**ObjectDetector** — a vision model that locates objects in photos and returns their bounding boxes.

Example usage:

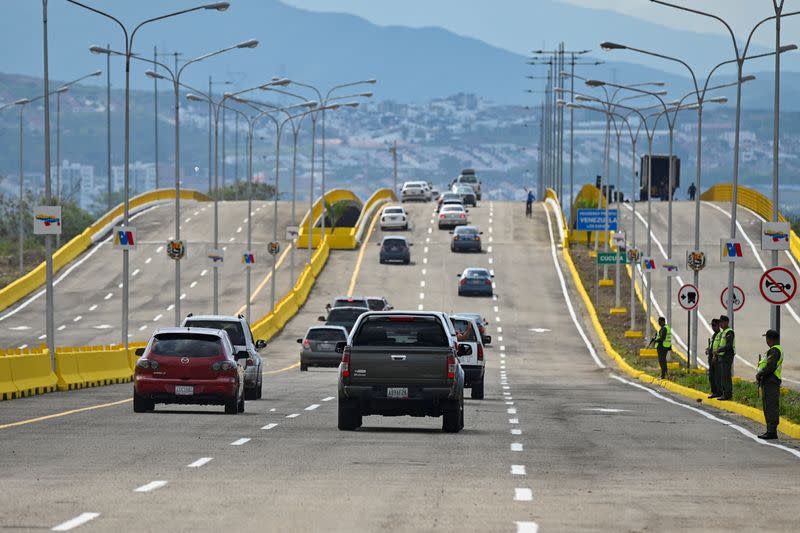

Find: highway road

[0,200,309,349]
[619,200,800,387]
[1,200,799,532]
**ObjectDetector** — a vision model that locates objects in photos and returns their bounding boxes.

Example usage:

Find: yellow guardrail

[0,188,211,314]
[700,183,800,265]
[0,188,386,400]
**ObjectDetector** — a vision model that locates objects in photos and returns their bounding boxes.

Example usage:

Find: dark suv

[378,236,412,264]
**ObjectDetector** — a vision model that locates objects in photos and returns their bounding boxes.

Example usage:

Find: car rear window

[442,194,461,200]
[465,269,489,278]
[442,206,463,212]
[460,175,478,183]
[150,333,223,357]
[328,308,368,322]
[353,316,449,347]
[451,318,477,341]
[334,298,368,308]
[384,208,404,214]
[185,320,246,346]
[383,239,407,248]
[456,227,478,235]
[306,328,347,341]
[367,298,386,311]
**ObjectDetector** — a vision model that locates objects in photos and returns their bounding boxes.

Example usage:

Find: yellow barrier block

[625,330,644,338]
[639,348,658,358]
[667,362,682,370]
[9,351,57,397]
[610,308,627,315]
[55,350,86,391]
[599,279,614,287]
[0,356,20,400]
[75,347,132,387]
[588,250,597,258]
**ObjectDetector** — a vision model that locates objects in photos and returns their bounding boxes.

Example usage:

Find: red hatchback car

[133,327,246,414]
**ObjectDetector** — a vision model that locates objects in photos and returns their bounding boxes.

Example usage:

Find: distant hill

[0,0,797,108]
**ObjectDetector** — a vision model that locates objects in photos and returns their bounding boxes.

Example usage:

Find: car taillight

[477,344,484,362]
[341,346,351,378]
[475,235,481,241]
[478,325,485,334]
[246,359,254,367]
[453,235,459,241]
[136,359,159,370]
[447,354,456,380]
[485,279,492,285]
[212,361,236,372]
[440,214,445,219]
[303,339,311,349]
[460,278,466,286]
[459,214,465,218]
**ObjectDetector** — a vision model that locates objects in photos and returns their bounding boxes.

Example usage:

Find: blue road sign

[575,209,618,231]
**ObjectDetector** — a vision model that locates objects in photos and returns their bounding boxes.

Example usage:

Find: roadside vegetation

[569,241,800,425]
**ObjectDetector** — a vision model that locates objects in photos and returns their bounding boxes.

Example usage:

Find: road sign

[268,241,281,256]
[612,231,626,247]
[242,251,255,268]
[661,260,679,277]
[207,248,224,268]
[759,267,797,305]
[720,285,745,312]
[113,226,137,250]
[166,239,185,260]
[720,239,744,262]
[596,252,626,265]
[286,225,299,241]
[641,257,657,272]
[627,247,641,263]
[678,283,699,311]
[33,206,62,235]
[686,250,706,272]
[761,222,791,251]
[575,209,618,231]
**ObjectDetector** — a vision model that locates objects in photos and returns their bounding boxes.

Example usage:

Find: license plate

[175,385,194,396]
[318,343,334,351]
[387,387,409,399]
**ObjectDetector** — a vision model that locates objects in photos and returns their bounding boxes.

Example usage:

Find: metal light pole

[41,0,55,361]
[70,0,231,347]
[15,100,29,276]
[153,45,160,190]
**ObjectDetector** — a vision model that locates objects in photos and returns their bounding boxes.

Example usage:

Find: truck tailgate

[348,347,450,384]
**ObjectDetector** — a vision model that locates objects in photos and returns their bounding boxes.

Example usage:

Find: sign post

[679,283,699,371]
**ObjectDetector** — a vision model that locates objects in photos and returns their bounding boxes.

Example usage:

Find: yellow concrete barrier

[0,356,20,400]
[8,350,57,397]
[128,343,148,371]
[0,188,211,314]
[74,346,132,387]
[55,349,86,391]
[297,189,362,248]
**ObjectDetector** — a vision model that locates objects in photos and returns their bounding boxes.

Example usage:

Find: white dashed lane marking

[57,325,66,331]
[134,481,168,493]
[88,304,98,311]
[145,257,152,264]
[511,443,523,452]
[201,270,208,277]
[190,281,198,288]
[262,423,278,430]
[286,413,300,419]
[514,488,533,501]
[153,314,163,322]
[187,457,213,468]
[509,418,519,424]
[305,404,320,411]
[230,438,251,446]
[51,513,101,531]
[132,269,140,277]
[105,292,113,300]
[511,429,522,435]
[73,316,82,322]
[516,522,540,533]
[322,396,334,402]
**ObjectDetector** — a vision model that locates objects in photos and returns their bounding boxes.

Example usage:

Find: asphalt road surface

[1,200,799,532]
[619,200,800,387]
[0,200,309,349]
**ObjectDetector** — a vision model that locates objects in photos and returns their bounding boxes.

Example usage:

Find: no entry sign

[678,284,699,311]
[760,267,797,305]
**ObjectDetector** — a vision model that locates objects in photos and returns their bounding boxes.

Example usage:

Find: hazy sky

[282,0,781,54]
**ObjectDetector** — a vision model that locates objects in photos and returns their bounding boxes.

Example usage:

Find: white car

[438,204,469,229]
[380,205,409,230]
[401,181,432,202]
[449,315,486,399]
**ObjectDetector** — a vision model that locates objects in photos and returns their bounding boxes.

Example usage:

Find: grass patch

[569,242,800,426]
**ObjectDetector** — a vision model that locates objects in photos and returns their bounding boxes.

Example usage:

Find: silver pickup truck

[337,311,469,433]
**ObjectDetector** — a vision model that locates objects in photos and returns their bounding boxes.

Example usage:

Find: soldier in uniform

[715,315,735,400]
[756,329,783,440]
[706,319,721,399]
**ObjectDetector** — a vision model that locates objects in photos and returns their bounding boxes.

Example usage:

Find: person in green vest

[655,316,672,379]
[756,329,783,440]
[706,319,722,399]
[715,315,735,400]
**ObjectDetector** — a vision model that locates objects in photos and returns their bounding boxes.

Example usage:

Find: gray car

[379,236,412,264]
[450,225,483,252]
[298,326,349,371]
[319,306,370,333]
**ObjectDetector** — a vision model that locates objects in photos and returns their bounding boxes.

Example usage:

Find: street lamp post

[69,0,231,347]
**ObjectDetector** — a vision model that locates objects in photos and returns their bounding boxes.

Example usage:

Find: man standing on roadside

[655,316,672,379]
[756,329,783,440]
[706,319,721,399]
[715,315,735,400]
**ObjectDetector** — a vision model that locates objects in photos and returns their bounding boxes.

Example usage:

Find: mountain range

[1,1,799,108]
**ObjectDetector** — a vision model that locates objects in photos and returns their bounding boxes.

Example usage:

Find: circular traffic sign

[720,285,745,312]
[678,283,699,311]
[760,267,797,305]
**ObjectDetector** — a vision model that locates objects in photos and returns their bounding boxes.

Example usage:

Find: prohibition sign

[760,267,797,305]
[720,285,745,312]
[678,283,699,311]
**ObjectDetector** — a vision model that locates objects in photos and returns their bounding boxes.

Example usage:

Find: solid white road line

[134,481,168,493]
[51,513,101,531]
[187,457,213,468]
[286,413,300,419]
[230,438,251,446]
[543,202,606,368]
[515,521,540,533]
[261,423,278,430]
[305,404,320,411]
[514,488,533,501]
[511,443,523,452]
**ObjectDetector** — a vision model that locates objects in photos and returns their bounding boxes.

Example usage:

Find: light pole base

[609,307,627,315]
[624,330,644,339]
[599,279,614,287]
[588,250,598,258]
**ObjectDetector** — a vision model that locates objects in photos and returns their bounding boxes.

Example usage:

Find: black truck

[640,155,680,201]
